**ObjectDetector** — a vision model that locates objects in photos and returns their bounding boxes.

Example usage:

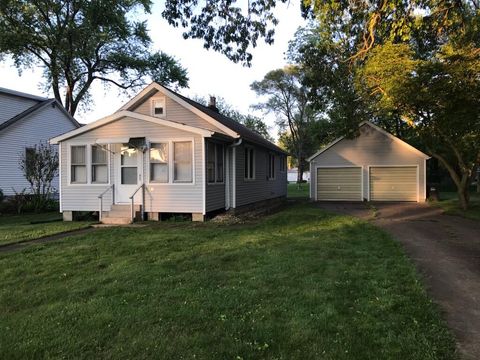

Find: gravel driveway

[317,201,480,359]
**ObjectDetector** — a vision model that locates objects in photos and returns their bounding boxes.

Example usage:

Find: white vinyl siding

[316,167,362,201]
[0,101,78,196]
[369,166,417,201]
[59,117,204,213]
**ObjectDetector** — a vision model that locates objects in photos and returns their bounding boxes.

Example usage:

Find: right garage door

[369,166,417,201]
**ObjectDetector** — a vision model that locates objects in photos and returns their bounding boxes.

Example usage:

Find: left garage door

[316,167,362,201]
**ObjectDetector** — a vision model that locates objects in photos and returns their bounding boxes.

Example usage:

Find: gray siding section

[309,124,427,201]
[0,94,39,125]
[0,104,78,195]
[234,142,287,207]
[206,183,225,212]
[132,90,227,134]
[60,116,204,213]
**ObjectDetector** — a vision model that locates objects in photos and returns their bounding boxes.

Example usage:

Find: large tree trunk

[458,182,470,211]
[297,161,304,184]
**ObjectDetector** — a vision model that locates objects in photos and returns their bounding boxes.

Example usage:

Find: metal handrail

[129,183,145,223]
[98,184,115,222]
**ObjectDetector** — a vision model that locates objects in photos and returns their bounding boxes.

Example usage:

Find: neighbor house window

[267,153,275,180]
[244,147,255,180]
[70,145,86,183]
[152,97,166,118]
[25,147,36,178]
[173,141,193,182]
[91,145,108,184]
[150,143,168,183]
[207,142,224,183]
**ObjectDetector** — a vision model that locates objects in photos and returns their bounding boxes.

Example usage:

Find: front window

[207,142,224,183]
[173,141,193,183]
[267,153,275,180]
[244,147,255,180]
[91,145,108,184]
[71,145,87,184]
[150,143,168,183]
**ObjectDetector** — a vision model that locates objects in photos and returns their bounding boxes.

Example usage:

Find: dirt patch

[317,201,480,360]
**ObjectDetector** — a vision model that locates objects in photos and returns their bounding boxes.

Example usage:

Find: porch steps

[101,204,141,225]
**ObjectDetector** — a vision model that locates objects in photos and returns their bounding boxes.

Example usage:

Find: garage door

[369,166,417,201]
[316,167,362,201]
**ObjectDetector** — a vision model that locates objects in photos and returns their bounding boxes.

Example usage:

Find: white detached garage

[308,121,430,202]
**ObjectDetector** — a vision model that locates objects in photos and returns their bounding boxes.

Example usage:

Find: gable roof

[0,97,80,133]
[0,87,48,102]
[119,82,287,154]
[50,110,214,144]
[307,121,430,161]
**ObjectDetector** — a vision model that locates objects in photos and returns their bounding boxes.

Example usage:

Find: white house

[0,87,80,196]
[51,82,287,224]
[308,121,430,202]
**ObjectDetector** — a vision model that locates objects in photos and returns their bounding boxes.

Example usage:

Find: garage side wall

[309,125,427,202]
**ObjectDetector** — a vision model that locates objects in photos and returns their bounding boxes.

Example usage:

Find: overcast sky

[0,1,305,136]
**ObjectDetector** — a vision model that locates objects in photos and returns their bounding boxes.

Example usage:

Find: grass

[287,182,309,198]
[431,191,480,221]
[0,212,93,246]
[0,203,455,359]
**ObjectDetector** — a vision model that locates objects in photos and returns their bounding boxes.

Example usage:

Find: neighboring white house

[308,121,430,202]
[51,82,287,224]
[0,87,80,196]
[287,168,310,183]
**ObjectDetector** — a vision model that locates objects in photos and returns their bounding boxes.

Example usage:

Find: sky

[0,1,306,136]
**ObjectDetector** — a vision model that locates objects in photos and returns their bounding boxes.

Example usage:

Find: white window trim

[146,138,196,186]
[267,153,276,181]
[148,141,169,184]
[151,96,167,119]
[244,145,256,181]
[207,141,225,185]
[67,143,111,186]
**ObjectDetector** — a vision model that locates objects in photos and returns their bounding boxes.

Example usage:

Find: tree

[19,142,58,212]
[357,42,480,210]
[0,0,188,116]
[251,66,319,182]
[193,95,273,141]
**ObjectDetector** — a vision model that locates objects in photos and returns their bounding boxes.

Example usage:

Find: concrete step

[111,204,141,212]
[101,216,132,225]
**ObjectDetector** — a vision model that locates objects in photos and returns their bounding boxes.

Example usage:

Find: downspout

[226,138,242,210]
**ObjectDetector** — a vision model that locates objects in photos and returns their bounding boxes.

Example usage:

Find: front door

[116,145,143,203]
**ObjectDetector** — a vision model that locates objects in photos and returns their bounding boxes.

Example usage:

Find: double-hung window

[150,143,168,183]
[244,147,255,180]
[207,142,224,183]
[91,145,108,184]
[279,155,286,172]
[71,145,87,184]
[267,153,275,180]
[173,141,193,183]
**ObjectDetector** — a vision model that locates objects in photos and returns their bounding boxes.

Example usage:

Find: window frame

[206,141,225,185]
[244,146,255,181]
[151,96,167,119]
[147,138,195,186]
[149,142,169,184]
[279,155,287,173]
[67,144,110,186]
[267,153,275,180]
[91,145,109,184]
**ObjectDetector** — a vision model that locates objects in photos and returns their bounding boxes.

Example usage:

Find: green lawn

[287,182,310,198]
[0,203,455,359]
[0,212,92,246]
[432,191,480,221]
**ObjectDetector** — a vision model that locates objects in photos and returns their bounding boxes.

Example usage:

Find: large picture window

[91,145,108,183]
[150,143,168,183]
[173,141,193,183]
[244,147,255,180]
[71,145,87,184]
[207,142,224,183]
[267,153,275,180]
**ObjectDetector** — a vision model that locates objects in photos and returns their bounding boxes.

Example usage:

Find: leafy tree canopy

[0,0,189,116]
